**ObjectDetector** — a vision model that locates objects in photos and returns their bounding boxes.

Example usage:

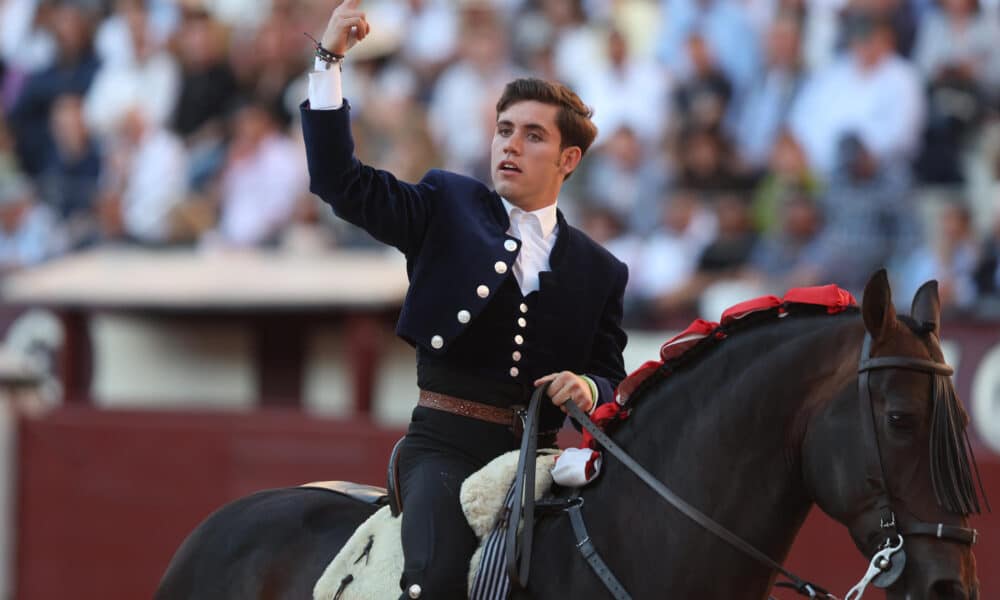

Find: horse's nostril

[931,579,967,600]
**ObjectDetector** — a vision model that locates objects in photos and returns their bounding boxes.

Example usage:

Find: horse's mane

[625,303,860,411]
[618,302,988,517]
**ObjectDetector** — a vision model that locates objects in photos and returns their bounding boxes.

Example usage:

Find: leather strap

[856,335,978,554]
[418,390,520,428]
[505,383,546,590]
[899,522,978,545]
[856,335,900,541]
[563,401,833,599]
[859,356,954,376]
[567,497,632,600]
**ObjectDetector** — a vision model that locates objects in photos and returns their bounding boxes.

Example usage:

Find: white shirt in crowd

[218,134,308,247]
[122,129,188,242]
[308,61,558,296]
[788,53,926,176]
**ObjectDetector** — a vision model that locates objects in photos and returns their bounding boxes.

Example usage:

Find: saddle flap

[301,481,389,507]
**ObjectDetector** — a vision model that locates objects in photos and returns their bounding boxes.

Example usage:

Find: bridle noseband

[850,333,978,596]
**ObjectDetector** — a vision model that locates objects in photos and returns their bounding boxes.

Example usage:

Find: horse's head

[803,270,982,599]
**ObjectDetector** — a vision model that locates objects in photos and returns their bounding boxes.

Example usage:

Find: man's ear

[560,146,582,178]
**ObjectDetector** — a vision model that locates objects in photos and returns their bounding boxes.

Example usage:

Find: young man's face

[491,100,580,212]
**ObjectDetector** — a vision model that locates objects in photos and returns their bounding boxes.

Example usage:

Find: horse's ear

[862,269,896,340]
[910,280,941,336]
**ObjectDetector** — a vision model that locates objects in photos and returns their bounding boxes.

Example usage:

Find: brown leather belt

[418,390,559,442]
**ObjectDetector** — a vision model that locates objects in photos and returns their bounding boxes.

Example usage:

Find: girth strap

[567,497,631,600]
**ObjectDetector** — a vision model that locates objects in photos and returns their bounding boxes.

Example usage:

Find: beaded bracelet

[304,33,344,66]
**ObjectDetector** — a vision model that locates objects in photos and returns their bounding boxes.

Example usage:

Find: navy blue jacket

[300,102,628,406]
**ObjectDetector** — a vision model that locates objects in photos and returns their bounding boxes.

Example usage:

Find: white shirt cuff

[307,57,343,110]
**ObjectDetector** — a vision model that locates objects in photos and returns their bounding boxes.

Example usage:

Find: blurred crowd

[2,0,1000,327]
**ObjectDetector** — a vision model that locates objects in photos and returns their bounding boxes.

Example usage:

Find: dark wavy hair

[495,78,598,158]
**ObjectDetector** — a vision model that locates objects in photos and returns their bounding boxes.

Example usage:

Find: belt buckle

[511,405,527,438]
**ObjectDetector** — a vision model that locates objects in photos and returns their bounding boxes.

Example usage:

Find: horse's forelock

[929,374,988,515]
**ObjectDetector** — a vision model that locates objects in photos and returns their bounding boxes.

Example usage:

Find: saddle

[301,436,405,516]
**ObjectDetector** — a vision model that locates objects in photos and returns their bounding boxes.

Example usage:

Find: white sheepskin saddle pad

[313,449,560,600]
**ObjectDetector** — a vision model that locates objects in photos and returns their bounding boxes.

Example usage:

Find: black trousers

[397,406,520,599]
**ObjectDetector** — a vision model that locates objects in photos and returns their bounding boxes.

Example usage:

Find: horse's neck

[576,317,863,597]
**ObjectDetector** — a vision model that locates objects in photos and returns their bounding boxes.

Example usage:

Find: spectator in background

[671,34,733,133]
[787,10,924,178]
[0,0,56,85]
[812,134,922,294]
[621,188,718,320]
[673,193,760,315]
[580,125,670,236]
[580,28,672,148]
[97,104,188,245]
[37,94,100,246]
[170,6,238,191]
[898,200,979,312]
[973,201,1000,308]
[674,125,748,191]
[734,10,806,169]
[750,130,820,233]
[229,0,306,129]
[533,0,605,91]
[83,0,179,141]
[389,0,459,96]
[428,3,520,178]
[205,100,307,248]
[746,191,826,289]
[7,2,100,177]
[912,0,1000,182]
[0,175,65,270]
[696,193,759,275]
[657,0,763,94]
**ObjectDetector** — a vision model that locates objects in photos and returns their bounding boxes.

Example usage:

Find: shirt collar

[500,197,558,238]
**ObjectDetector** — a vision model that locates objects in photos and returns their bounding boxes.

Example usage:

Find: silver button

[517,317,527,328]
[512,351,522,361]
[431,335,444,349]
[509,367,519,377]
[504,239,518,252]
[477,285,490,298]
[519,303,528,313]
[457,310,471,323]
[514,334,524,345]
[408,584,422,599]
[494,261,508,274]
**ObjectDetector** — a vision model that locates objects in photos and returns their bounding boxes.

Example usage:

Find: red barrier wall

[14,407,402,600]
[13,406,1000,599]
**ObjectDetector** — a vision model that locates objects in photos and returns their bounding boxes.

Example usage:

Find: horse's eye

[887,412,916,430]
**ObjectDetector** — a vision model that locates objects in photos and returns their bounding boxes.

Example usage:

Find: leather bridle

[849,333,978,595]
[504,332,980,600]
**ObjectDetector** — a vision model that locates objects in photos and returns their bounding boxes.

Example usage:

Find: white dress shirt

[500,198,558,295]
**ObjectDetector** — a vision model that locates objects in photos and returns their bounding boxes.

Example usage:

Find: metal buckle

[512,405,527,437]
[880,511,896,530]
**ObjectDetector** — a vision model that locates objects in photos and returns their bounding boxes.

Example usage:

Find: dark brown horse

[157,272,983,599]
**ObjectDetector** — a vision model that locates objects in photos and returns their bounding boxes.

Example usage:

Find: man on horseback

[301,2,628,598]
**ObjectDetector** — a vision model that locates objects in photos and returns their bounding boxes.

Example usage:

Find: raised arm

[302,0,435,255]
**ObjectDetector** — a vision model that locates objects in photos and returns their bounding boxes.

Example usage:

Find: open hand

[320,0,371,56]
[535,371,595,414]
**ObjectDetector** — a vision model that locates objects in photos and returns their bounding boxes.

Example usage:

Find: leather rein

[505,333,979,599]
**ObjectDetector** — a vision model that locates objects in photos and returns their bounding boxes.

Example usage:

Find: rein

[505,331,980,599]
